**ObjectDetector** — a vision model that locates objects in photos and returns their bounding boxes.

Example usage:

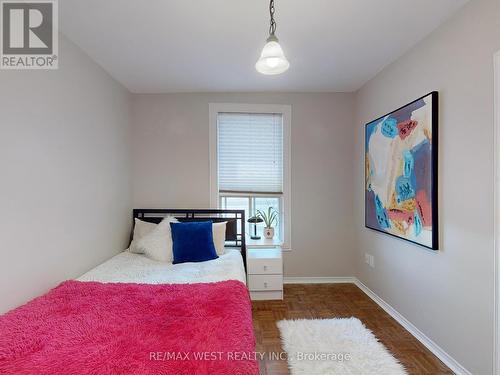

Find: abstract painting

[365,92,438,250]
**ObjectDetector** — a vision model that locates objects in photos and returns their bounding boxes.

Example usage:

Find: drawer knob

[264,282,268,288]
[263,266,268,271]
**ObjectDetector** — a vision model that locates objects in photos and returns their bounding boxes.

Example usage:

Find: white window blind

[217,112,283,194]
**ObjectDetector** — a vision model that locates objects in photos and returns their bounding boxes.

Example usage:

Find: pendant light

[255,0,290,75]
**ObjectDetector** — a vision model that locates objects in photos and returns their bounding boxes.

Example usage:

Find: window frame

[219,192,283,242]
[209,103,292,250]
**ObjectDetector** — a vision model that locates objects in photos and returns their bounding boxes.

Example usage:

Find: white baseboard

[353,279,471,375]
[282,276,471,375]
[283,276,356,284]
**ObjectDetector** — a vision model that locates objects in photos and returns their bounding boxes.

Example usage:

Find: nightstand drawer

[250,291,283,301]
[248,274,283,291]
[247,258,282,275]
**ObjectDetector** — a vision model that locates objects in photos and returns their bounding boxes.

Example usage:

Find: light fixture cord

[269,0,277,36]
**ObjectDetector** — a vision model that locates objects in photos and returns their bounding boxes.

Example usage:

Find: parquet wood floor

[252,283,453,375]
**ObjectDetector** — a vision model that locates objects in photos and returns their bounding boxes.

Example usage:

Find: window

[210,104,291,249]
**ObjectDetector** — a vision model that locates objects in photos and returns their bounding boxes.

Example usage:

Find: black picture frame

[364,91,439,250]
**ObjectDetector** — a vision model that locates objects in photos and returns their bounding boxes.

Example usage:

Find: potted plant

[257,207,279,239]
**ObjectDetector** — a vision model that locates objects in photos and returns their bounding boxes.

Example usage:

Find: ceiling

[60,0,469,93]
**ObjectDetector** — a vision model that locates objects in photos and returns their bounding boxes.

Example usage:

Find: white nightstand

[246,247,283,300]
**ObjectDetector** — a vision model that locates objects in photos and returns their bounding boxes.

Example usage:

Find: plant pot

[264,227,274,239]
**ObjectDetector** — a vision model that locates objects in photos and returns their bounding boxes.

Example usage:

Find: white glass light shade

[255,35,290,75]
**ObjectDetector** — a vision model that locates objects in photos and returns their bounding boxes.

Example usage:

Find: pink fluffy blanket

[0,280,258,375]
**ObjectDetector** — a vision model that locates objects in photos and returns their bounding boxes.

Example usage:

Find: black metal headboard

[132,208,246,264]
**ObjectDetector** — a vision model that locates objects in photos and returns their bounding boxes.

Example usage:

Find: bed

[0,209,258,375]
[78,249,247,284]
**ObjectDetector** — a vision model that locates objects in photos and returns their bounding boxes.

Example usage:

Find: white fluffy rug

[277,318,407,375]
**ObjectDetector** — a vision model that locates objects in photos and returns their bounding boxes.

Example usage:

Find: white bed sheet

[78,249,246,285]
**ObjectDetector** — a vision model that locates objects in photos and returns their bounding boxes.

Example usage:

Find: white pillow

[129,218,157,253]
[212,221,227,256]
[135,216,178,262]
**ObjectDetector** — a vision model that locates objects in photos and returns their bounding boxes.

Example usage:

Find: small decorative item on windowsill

[257,207,278,240]
[264,227,274,239]
[248,216,264,240]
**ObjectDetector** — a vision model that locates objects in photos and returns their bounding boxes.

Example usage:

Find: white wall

[0,34,132,314]
[131,92,356,278]
[354,0,500,373]
[496,51,500,375]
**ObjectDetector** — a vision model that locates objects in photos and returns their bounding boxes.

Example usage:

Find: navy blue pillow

[170,221,219,264]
